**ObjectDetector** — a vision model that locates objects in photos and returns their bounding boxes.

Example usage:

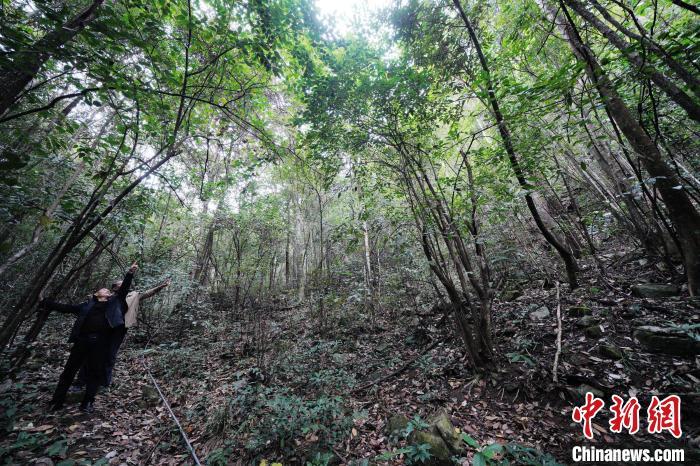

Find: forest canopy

[0,0,699,464]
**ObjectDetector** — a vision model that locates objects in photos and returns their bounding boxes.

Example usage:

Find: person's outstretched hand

[129,261,139,274]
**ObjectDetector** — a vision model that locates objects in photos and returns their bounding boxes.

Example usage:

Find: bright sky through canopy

[315,0,392,36]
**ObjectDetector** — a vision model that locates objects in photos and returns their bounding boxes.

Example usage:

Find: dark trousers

[105,326,127,386]
[52,332,110,406]
[76,326,128,387]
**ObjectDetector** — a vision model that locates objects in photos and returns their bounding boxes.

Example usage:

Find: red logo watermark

[572,393,681,439]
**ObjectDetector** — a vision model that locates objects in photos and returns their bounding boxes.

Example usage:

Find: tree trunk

[552,0,700,295]
[0,0,105,116]
[563,0,700,122]
[362,219,374,310]
[452,0,579,288]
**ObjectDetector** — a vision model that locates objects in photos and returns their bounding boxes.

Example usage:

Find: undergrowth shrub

[207,384,355,460]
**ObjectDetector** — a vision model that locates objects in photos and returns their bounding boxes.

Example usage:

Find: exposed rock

[633,326,700,357]
[432,412,462,452]
[584,326,603,338]
[631,283,680,299]
[501,289,523,302]
[529,306,550,321]
[573,384,604,399]
[621,304,641,318]
[141,385,160,407]
[566,353,589,366]
[404,412,464,465]
[410,431,452,466]
[569,305,591,317]
[385,415,409,436]
[576,315,598,327]
[599,344,623,360]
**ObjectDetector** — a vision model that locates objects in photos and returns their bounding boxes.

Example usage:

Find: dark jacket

[43,271,134,343]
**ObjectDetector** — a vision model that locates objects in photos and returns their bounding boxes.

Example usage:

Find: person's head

[111,280,123,292]
[94,288,112,302]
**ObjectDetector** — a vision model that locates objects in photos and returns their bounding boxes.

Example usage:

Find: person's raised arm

[39,300,83,314]
[117,261,138,299]
[140,277,171,300]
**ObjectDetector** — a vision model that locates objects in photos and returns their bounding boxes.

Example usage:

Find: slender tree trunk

[0,145,178,351]
[0,162,85,278]
[452,0,579,288]
[0,0,105,116]
[563,0,700,121]
[585,0,700,97]
[669,0,700,15]
[285,198,291,287]
[551,0,700,295]
[362,219,374,310]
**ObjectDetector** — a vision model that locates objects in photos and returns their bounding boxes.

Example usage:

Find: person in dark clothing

[40,262,139,413]
[73,276,170,389]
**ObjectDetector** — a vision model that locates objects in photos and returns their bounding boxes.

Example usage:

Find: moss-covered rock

[584,325,603,338]
[569,305,591,317]
[385,414,409,436]
[633,326,700,357]
[631,283,680,298]
[576,315,598,327]
[599,344,623,360]
[431,411,462,452]
[399,412,466,465]
[409,430,452,466]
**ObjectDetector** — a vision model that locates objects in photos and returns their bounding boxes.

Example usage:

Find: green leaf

[460,433,481,449]
[473,452,488,466]
[46,439,68,457]
[483,443,504,459]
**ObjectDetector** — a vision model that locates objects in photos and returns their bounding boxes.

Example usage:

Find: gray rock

[410,430,452,466]
[574,384,604,399]
[403,412,465,465]
[385,415,409,436]
[569,305,591,317]
[141,385,161,407]
[599,344,624,360]
[585,325,603,338]
[633,326,700,357]
[631,283,680,299]
[576,315,598,327]
[501,289,523,302]
[529,306,550,321]
[431,411,462,452]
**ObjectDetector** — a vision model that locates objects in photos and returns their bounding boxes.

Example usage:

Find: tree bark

[452,0,579,288]
[0,0,105,116]
[551,0,700,295]
[563,0,700,122]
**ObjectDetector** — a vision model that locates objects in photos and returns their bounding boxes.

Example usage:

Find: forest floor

[1,248,700,465]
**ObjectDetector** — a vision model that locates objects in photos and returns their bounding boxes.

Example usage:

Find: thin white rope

[139,354,203,466]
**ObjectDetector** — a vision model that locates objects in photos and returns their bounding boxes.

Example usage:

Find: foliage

[459,433,563,466]
[208,383,354,460]
[375,443,434,465]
